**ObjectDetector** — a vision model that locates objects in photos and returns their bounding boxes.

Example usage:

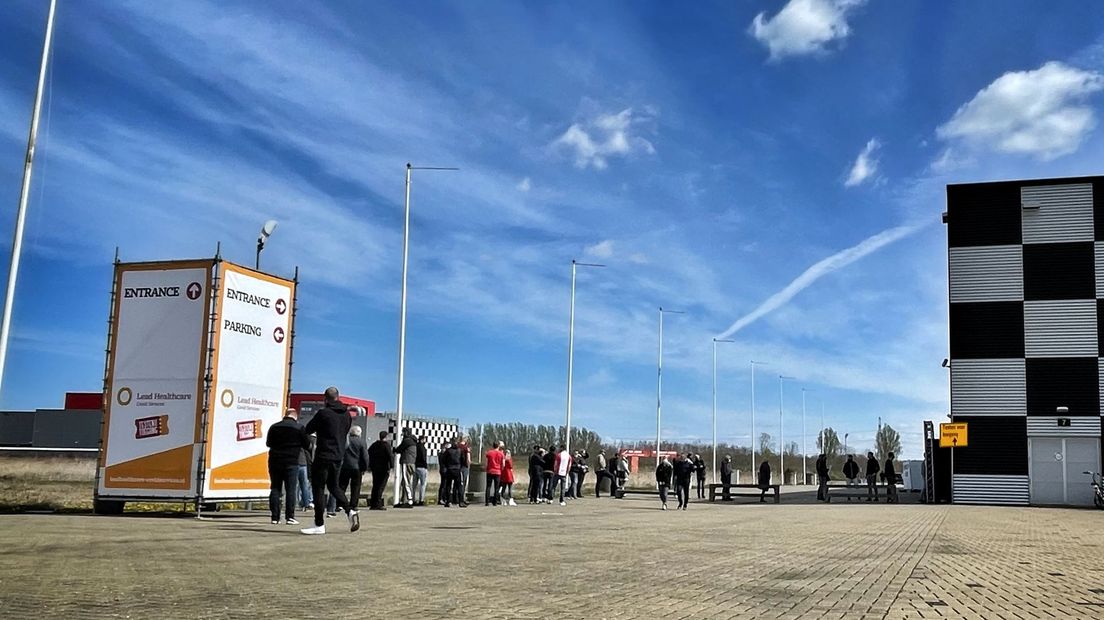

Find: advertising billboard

[98,261,212,497]
[202,263,295,497]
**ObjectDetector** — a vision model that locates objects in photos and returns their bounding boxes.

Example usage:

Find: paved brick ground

[0,494,1101,619]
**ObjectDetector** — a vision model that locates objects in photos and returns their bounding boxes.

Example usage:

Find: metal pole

[751,361,756,475]
[778,376,785,485]
[0,0,57,400]
[255,240,262,270]
[656,307,663,468]
[565,260,577,457]
[712,339,717,484]
[801,388,807,484]
[392,163,413,503]
[820,401,825,455]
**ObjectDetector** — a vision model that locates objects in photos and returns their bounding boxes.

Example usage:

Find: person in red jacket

[484,441,505,506]
[499,449,516,507]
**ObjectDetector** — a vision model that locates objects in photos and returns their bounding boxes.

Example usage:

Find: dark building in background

[945,175,1104,506]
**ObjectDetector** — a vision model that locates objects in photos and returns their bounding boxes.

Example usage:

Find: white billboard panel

[98,262,211,497]
[203,263,294,497]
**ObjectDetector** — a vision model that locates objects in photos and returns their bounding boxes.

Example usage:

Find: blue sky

[2,0,1104,459]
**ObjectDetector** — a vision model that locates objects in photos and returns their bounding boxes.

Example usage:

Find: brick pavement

[0,496,1101,619]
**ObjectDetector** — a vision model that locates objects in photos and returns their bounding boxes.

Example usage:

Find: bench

[825,483,899,503]
[707,483,780,504]
[613,488,659,499]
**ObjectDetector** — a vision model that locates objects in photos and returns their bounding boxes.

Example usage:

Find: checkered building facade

[386,416,459,465]
[946,175,1104,505]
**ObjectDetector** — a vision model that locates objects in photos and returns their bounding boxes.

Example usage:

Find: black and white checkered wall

[947,176,1104,503]
[385,416,459,465]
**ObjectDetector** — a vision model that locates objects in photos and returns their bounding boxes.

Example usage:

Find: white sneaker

[300,525,325,535]
[662,504,667,511]
[286,518,299,525]
[307,502,315,509]
[559,501,566,506]
[508,499,517,507]
[271,520,279,525]
[347,510,360,533]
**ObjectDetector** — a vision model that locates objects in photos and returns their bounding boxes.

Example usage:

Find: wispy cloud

[585,239,614,258]
[551,108,656,170]
[844,138,880,187]
[937,61,1104,161]
[715,223,922,339]
[750,0,866,61]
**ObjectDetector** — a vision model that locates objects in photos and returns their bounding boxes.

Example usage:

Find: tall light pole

[712,338,735,483]
[565,259,604,456]
[750,360,768,474]
[393,163,457,503]
[820,400,826,455]
[656,307,684,466]
[0,0,57,400]
[778,375,794,485]
[801,388,811,484]
[255,220,277,270]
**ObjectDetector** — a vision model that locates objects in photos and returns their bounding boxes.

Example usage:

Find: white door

[1030,437,1101,506]
[1065,438,1100,506]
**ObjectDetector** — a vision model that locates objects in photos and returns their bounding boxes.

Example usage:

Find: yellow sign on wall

[939,422,968,448]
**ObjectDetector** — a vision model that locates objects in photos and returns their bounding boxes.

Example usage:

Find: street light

[255,220,278,270]
[656,307,685,466]
[565,259,604,456]
[778,375,795,485]
[393,163,458,503]
[801,388,812,485]
[712,338,736,483]
[750,360,768,474]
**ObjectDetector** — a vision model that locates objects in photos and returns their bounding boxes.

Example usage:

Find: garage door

[1030,437,1100,506]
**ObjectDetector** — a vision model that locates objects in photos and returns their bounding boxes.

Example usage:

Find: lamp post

[750,360,768,474]
[712,338,735,483]
[565,260,604,456]
[801,388,811,484]
[0,0,56,400]
[778,375,794,485]
[255,220,278,270]
[656,307,685,466]
[393,163,457,503]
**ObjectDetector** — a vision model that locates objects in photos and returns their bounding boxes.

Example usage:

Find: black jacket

[758,463,771,488]
[441,446,462,472]
[866,457,880,476]
[721,460,733,477]
[694,459,706,479]
[674,459,695,482]
[368,439,393,473]
[843,459,860,479]
[883,459,896,479]
[415,441,428,468]
[816,457,829,477]
[542,451,555,473]
[304,402,351,463]
[656,462,673,486]
[342,435,369,472]
[395,435,417,465]
[528,452,543,474]
[266,417,309,468]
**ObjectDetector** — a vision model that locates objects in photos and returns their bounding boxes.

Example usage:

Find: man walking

[674,453,695,510]
[367,430,393,510]
[301,387,358,535]
[337,425,369,511]
[414,435,429,507]
[267,408,309,525]
[656,455,673,510]
[484,441,504,506]
[884,452,898,504]
[527,445,544,504]
[394,427,417,508]
[865,451,880,502]
[720,455,733,500]
[815,454,830,502]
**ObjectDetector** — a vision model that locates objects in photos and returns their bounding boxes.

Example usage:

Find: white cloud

[749,0,866,61]
[715,223,922,339]
[585,239,614,258]
[844,138,880,187]
[516,177,531,192]
[552,108,656,170]
[936,61,1104,161]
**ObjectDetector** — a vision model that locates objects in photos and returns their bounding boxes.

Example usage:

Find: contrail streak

[715,223,922,339]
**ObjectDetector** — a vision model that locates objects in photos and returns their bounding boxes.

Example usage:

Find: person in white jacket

[551,444,573,506]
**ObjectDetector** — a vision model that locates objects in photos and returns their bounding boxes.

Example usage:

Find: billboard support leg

[195,257,221,516]
[94,248,121,505]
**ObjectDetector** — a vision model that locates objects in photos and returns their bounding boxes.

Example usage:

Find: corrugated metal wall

[950,359,1025,416]
[1023,299,1098,357]
[1021,183,1094,244]
[1026,417,1101,437]
[952,474,1030,505]
[948,246,1022,302]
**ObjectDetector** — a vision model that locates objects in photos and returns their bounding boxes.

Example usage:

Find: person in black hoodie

[720,455,733,500]
[301,387,357,535]
[527,445,544,504]
[266,408,309,525]
[541,445,556,503]
[439,439,464,507]
[843,455,861,500]
[865,451,881,502]
[694,454,707,499]
[883,452,898,504]
[758,460,772,503]
[656,456,673,510]
[367,430,394,510]
[674,453,695,510]
[815,454,830,502]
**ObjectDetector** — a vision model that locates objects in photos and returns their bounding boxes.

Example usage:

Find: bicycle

[1084,471,1104,509]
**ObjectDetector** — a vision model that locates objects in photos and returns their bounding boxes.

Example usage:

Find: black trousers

[595,470,614,497]
[659,484,669,505]
[485,473,500,505]
[675,479,690,508]
[370,469,389,508]
[442,469,462,505]
[542,471,554,499]
[339,468,364,509]
[528,470,542,502]
[311,459,348,527]
[574,472,585,497]
[696,476,706,498]
[269,463,297,522]
[721,473,732,499]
